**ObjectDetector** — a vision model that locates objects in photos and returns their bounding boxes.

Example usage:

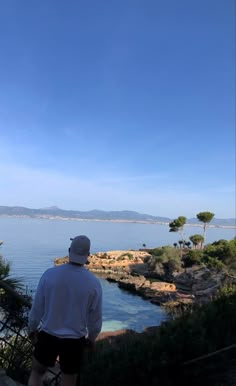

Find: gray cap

[69,235,90,265]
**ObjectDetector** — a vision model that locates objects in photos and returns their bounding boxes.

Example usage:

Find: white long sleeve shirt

[28,264,102,342]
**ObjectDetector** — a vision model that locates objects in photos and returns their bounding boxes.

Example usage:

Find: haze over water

[0,217,235,332]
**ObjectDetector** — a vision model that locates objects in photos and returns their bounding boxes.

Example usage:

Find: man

[28,235,103,386]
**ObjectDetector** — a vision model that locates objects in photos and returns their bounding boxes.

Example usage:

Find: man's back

[29,263,102,340]
[27,235,103,386]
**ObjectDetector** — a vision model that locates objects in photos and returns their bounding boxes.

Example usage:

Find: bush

[203,239,236,273]
[202,256,225,271]
[149,246,180,260]
[184,250,204,267]
[181,238,236,272]
[149,247,165,256]
[117,253,134,261]
[80,285,236,386]
[146,247,182,278]
[164,258,182,274]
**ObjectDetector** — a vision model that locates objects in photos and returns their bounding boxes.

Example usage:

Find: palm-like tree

[189,234,204,249]
[185,241,191,249]
[169,216,186,253]
[196,211,215,244]
[0,254,30,327]
[0,256,23,293]
[169,216,186,240]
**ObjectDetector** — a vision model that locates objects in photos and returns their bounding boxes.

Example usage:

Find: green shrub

[164,258,182,273]
[149,247,165,256]
[117,253,134,261]
[80,285,236,386]
[202,256,225,271]
[149,246,180,261]
[147,247,182,277]
[122,253,133,259]
[203,239,236,273]
[184,250,204,267]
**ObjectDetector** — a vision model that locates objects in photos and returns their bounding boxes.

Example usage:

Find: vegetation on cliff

[145,238,236,279]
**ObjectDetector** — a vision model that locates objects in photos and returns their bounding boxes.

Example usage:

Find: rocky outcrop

[175,266,226,301]
[55,249,150,275]
[54,250,227,306]
[105,272,176,305]
[55,250,178,305]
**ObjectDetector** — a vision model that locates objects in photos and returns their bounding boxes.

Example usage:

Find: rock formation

[54,249,228,306]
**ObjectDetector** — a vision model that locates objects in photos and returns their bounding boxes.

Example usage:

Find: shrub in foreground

[81,286,236,386]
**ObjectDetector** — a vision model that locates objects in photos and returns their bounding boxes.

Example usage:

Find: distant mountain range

[0,205,235,227]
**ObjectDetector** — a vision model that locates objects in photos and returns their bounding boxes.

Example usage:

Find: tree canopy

[196,211,215,244]
[189,234,204,248]
[169,216,186,232]
[197,211,215,224]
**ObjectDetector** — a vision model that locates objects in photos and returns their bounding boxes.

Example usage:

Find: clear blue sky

[0,0,235,218]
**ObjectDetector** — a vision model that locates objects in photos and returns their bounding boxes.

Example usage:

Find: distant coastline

[0,205,235,228]
[0,214,235,229]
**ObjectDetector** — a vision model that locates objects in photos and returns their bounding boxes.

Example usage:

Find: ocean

[0,217,235,332]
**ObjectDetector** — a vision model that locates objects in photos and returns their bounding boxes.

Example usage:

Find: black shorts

[34,330,86,374]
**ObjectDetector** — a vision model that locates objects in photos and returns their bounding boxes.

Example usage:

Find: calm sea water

[0,217,235,332]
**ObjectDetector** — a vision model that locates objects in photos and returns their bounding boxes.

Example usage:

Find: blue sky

[0,0,235,218]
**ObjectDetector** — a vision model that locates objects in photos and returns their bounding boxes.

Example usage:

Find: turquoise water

[0,217,235,332]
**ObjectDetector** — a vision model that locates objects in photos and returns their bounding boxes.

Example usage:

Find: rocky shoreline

[54,250,179,306]
[54,249,228,307]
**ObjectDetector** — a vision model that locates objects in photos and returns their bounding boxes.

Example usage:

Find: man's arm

[87,285,102,343]
[28,274,46,333]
